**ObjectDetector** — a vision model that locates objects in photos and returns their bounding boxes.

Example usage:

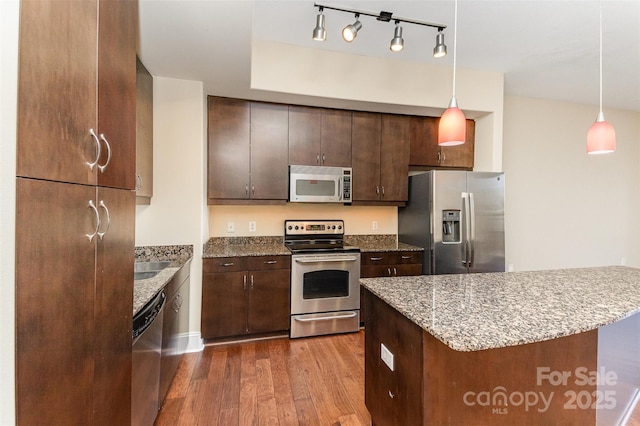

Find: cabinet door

[250,103,289,200]
[440,119,475,169]
[16,178,96,425]
[351,111,381,201]
[248,269,291,334]
[409,116,440,167]
[380,114,410,201]
[321,109,352,167]
[136,57,153,201]
[289,105,322,166]
[93,186,135,424]
[207,97,251,200]
[17,0,98,185]
[201,271,248,338]
[96,0,137,190]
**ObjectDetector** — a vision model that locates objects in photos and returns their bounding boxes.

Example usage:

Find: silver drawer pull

[294,312,357,322]
[263,260,277,264]
[221,262,234,267]
[370,257,383,261]
[401,255,412,259]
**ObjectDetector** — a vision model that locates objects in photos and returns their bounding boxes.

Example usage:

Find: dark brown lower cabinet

[16,178,134,425]
[202,256,290,340]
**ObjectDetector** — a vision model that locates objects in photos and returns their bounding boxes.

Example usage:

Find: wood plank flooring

[157,329,640,426]
[155,331,370,426]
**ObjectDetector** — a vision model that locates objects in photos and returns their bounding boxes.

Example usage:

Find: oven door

[290,253,361,315]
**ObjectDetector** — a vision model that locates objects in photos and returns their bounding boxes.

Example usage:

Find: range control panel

[285,220,344,236]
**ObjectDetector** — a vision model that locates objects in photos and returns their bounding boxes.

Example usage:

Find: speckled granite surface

[133,245,193,315]
[345,234,423,252]
[203,237,289,258]
[361,266,640,352]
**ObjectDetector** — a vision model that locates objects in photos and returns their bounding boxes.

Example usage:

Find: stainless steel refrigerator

[398,171,505,275]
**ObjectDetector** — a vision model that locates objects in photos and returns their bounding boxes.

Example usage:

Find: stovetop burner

[284,220,360,254]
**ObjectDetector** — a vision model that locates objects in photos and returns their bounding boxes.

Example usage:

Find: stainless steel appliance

[285,220,361,338]
[398,171,505,275]
[132,290,165,426]
[289,165,352,203]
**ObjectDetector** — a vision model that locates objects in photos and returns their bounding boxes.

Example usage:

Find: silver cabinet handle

[316,153,320,164]
[370,257,383,261]
[393,267,397,276]
[251,184,255,195]
[442,152,446,163]
[86,200,100,242]
[376,186,380,195]
[86,129,101,171]
[263,260,277,264]
[172,295,180,313]
[250,275,254,289]
[243,275,247,290]
[381,186,385,196]
[387,268,391,276]
[322,153,325,164]
[221,262,234,267]
[97,200,111,240]
[437,151,441,163]
[97,133,112,172]
[388,390,395,399]
[245,184,249,195]
[135,174,142,191]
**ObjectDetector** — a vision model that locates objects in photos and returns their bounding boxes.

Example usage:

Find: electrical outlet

[381,343,394,371]
[372,221,378,230]
[249,221,256,232]
[227,221,235,233]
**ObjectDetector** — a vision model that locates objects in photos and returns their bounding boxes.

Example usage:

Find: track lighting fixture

[587,0,615,154]
[390,21,404,52]
[433,29,447,58]
[312,7,327,41]
[313,2,446,58]
[342,14,362,42]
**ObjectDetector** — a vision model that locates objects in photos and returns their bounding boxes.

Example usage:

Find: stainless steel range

[285,220,361,339]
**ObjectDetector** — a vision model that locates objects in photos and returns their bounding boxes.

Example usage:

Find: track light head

[433,28,447,58]
[313,9,327,41]
[390,21,404,52]
[342,14,362,42]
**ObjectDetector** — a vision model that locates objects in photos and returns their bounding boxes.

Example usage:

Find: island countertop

[360,266,640,352]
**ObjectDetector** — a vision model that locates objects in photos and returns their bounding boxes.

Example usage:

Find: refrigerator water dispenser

[442,210,460,243]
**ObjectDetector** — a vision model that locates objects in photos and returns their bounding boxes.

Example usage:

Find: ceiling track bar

[314,2,447,31]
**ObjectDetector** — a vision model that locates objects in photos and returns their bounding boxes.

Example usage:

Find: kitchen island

[361,266,640,425]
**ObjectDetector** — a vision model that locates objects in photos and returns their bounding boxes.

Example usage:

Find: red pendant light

[438,0,465,146]
[587,1,615,154]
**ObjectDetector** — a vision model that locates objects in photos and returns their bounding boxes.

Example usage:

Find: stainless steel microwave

[289,165,352,203]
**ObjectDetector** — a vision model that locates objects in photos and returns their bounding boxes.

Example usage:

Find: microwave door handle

[338,177,342,201]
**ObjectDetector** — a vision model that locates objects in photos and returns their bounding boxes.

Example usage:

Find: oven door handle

[294,256,359,263]
[294,312,358,322]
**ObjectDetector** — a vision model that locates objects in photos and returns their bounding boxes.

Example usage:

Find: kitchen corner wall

[503,96,640,271]
[0,1,18,423]
[135,76,208,350]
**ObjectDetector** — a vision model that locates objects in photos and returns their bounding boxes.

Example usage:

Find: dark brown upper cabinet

[410,116,475,169]
[289,106,352,167]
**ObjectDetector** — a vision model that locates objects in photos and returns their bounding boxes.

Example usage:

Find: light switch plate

[249,221,256,232]
[381,343,394,371]
[227,221,235,233]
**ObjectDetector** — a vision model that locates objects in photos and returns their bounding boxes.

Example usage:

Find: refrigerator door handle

[469,192,476,268]
[461,192,470,266]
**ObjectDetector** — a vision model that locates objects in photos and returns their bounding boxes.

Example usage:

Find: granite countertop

[361,266,640,352]
[345,234,423,253]
[202,235,423,258]
[133,245,193,316]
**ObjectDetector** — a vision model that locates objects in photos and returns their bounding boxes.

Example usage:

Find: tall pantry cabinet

[15,0,137,424]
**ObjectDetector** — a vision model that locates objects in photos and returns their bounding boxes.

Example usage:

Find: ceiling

[139,0,640,113]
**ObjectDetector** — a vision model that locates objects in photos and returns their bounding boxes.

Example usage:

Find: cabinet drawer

[390,251,422,264]
[203,257,247,273]
[361,252,393,265]
[246,255,291,271]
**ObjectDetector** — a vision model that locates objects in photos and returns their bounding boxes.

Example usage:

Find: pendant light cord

[598,0,603,115]
[452,0,458,98]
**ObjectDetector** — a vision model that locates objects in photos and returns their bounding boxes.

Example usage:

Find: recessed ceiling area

[139,0,640,112]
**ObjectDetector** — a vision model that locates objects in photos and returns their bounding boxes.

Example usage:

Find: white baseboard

[179,332,204,353]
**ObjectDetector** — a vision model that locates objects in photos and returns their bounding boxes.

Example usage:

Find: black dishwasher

[132,290,165,426]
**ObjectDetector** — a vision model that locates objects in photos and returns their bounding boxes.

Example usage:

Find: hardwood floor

[157,329,640,426]
[155,331,371,426]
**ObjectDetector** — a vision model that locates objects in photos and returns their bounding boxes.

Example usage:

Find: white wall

[503,96,640,271]
[135,77,207,349]
[0,0,19,422]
